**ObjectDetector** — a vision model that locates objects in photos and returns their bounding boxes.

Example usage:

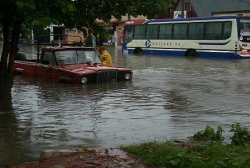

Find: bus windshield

[124,26,134,43]
[240,18,250,35]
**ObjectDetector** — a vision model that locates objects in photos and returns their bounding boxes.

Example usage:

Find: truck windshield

[55,50,101,64]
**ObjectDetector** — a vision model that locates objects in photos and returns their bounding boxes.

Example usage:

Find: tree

[118,0,175,19]
[0,0,173,111]
[72,0,174,33]
[0,0,75,111]
[0,0,29,111]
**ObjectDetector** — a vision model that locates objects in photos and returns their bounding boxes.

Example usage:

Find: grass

[122,123,250,168]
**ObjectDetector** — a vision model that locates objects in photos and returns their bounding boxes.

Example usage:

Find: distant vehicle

[122,16,250,59]
[121,19,146,55]
[14,38,132,84]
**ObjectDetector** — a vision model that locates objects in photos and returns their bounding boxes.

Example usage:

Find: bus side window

[188,23,204,40]
[134,25,146,39]
[173,23,188,39]
[146,24,159,39]
[205,22,223,40]
[159,24,172,39]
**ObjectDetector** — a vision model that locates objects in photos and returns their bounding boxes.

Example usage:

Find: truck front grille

[97,70,118,83]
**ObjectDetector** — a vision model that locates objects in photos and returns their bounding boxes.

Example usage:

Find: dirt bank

[14,148,147,168]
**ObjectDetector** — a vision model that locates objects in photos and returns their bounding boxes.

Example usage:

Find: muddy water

[1,46,250,165]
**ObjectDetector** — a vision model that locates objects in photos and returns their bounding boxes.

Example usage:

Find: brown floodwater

[1,46,250,166]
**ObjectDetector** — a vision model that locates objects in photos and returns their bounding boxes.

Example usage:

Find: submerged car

[14,46,132,84]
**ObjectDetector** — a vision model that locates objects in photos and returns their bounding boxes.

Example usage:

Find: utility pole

[181,0,184,18]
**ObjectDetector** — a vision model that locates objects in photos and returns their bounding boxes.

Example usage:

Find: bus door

[122,25,134,54]
[239,18,250,50]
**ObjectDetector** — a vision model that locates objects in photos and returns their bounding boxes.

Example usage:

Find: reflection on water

[1,47,250,165]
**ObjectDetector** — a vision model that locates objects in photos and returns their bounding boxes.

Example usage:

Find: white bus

[122,16,250,59]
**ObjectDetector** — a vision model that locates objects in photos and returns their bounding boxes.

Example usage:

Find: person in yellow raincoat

[98,46,113,66]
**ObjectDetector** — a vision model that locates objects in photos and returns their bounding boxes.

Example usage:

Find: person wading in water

[98,46,113,66]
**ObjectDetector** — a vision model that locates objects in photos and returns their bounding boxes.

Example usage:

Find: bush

[191,125,224,142]
[123,123,250,168]
[230,122,250,146]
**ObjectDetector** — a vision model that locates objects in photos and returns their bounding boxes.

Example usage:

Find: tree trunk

[0,78,13,111]
[0,22,21,111]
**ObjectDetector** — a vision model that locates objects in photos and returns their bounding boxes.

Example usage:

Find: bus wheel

[134,48,143,55]
[185,49,198,58]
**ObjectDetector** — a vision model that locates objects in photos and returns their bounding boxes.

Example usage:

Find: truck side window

[43,52,56,66]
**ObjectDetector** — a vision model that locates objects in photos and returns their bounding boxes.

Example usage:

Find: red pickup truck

[14,46,132,84]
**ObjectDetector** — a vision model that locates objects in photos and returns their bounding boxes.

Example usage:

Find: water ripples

[2,49,250,165]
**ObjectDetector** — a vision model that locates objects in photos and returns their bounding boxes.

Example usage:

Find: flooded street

[1,47,250,165]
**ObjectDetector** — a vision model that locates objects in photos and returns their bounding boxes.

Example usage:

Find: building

[173,0,250,18]
[97,14,147,46]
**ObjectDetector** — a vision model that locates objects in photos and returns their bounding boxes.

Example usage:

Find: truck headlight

[80,77,88,84]
[124,73,131,80]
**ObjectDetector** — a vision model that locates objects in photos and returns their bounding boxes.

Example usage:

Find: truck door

[37,51,57,79]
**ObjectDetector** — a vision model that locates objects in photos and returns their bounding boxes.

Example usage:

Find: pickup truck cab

[14,46,132,84]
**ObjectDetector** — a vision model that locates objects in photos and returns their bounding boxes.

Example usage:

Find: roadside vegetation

[122,122,250,168]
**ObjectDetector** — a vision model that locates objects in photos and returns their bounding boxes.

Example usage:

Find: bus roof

[144,16,249,24]
[125,19,147,25]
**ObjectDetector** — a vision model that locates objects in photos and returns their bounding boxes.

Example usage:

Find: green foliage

[84,36,93,47]
[0,0,174,46]
[123,123,250,168]
[73,0,173,24]
[124,141,250,168]
[126,0,176,19]
[230,122,250,146]
[122,142,205,168]
[0,0,174,43]
[191,125,224,142]
[84,26,110,46]
[74,0,174,27]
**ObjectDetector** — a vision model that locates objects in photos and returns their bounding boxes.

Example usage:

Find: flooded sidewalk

[14,148,147,168]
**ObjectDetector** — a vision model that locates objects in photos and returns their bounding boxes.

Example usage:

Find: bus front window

[124,26,134,43]
[240,19,250,36]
